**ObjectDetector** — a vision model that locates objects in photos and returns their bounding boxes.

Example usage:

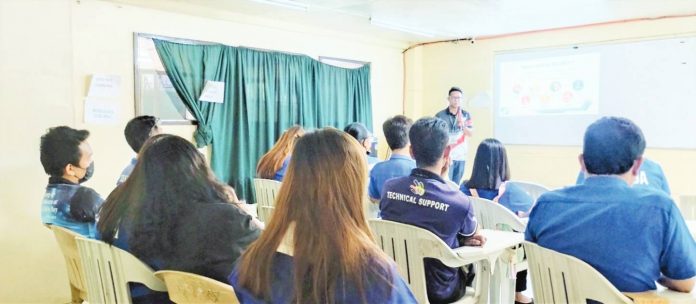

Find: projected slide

[499,53,600,117]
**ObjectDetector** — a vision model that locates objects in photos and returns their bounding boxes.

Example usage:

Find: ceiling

[115,0,696,44]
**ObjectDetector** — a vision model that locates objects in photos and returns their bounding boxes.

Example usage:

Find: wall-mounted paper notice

[199,81,225,103]
[84,97,119,124]
[88,74,122,98]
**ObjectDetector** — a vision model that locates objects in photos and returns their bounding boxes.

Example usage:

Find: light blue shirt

[117,157,138,186]
[576,158,671,195]
[42,182,102,238]
[368,154,417,199]
[273,156,290,182]
[526,176,696,292]
[460,182,533,215]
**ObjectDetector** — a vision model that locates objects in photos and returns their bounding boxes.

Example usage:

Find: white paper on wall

[88,74,122,98]
[199,81,225,103]
[84,97,120,124]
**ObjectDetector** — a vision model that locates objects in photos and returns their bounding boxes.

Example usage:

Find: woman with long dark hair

[230,128,416,303]
[98,134,261,302]
[256,125,305,181]
[460,138,533,304]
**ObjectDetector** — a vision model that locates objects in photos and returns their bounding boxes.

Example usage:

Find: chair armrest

[623,292,669,304]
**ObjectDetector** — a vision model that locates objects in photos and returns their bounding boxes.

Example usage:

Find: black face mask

[79,162,94,184]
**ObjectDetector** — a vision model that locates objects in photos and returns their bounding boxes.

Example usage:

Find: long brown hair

[237,128,393,303]
[256,125,305,179]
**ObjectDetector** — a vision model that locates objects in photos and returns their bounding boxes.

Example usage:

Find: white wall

[0,0,405,301]
[405,16,696,193]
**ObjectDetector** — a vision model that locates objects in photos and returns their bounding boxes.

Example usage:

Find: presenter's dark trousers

[449,160,466,184]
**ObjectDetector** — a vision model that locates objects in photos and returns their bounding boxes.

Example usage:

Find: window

[134,33,201,124]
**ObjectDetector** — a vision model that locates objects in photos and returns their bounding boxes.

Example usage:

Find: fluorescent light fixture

[251,0,308,11]
[370,17,438,37]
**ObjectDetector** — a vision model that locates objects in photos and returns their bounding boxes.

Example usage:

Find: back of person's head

[238,128,392,303]
[256,125,305,179]
[409,117,450,168]
[382,115,413,150]
[124,115,160,153]
[344,122,370,142]
[465,138,510,189]
[98,134,236,257]
[40,126,90,177]
[583,117,645,175]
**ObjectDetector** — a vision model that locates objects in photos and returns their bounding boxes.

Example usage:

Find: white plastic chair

[368,219,489,304]
[678,195,696,220]
[523,242,634,304]
[468,196,526,232]
[155,270,239,304]
[468,196,528,303]
[253,178,282,223]
[507,181,550,202]
[75,238,166,304]
[49,225,88,303]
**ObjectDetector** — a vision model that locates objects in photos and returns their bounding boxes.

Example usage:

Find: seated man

[368,115,416,201]
[344,122,379,169]
[576,157,671,195]
[40,126,103,238]
[380,117,486,303]
[118,115,160,185]
[526,117,695,293]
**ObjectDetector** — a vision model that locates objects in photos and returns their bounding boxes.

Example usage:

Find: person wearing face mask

[40,126,103,238]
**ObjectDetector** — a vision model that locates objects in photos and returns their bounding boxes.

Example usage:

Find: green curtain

[154,39,372,201]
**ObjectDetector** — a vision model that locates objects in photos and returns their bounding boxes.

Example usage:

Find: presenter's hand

[463,126,473,137]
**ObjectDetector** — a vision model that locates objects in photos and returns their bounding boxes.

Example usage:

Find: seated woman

[460,138,533,304]
[229,128,416,304]
[460,138,533,217]
[98,134,261,303]
[256,125,304,181]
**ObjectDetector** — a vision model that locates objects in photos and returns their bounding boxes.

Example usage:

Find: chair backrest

[678,195,696,220]
[368,219,468,304]
[468,196,526,232]
[253,178,282,223]
[523,242,633,304]
[507,181,550,202]
[49,225,88,303]
[76,238,166,304]
[155,270,239,304]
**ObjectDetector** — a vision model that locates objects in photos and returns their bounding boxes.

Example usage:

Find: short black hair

[125,115,159,153]
[382,115,413,150]
[448,87,463,96]
[40,126,90,177]
[583,117,646,175]
[409,117,449,167]
[343,122,370,142]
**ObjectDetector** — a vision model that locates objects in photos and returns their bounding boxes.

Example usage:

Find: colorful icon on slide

[573,80,584,91]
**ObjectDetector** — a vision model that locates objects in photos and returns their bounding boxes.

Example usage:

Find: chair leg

[69,284,82,304]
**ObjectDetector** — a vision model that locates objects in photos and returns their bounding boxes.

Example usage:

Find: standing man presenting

[435,87,473,184]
